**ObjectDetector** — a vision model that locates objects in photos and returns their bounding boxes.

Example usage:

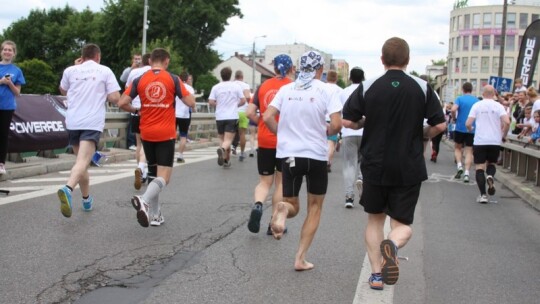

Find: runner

[175,71,196,163]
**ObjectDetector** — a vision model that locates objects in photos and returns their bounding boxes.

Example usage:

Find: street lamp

[142,0,149,54]
[252,35,267,90]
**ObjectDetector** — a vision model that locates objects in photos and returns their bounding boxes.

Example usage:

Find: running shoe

[247,203,263,233]
[380,239,399,285]
[223,160,232,168]
[463,174,470,183]
[231,146,237,155]
[249,150,254,157]
[217,148,225,166]
[0,163,6,175]
[58,186,73,218]
[454,166,464,179]
[368,273,384,290]
[82,196,93,211]
[176,157,185,163]
[477,194,489,204]
[134,168,143,190]
[345,197,354,209]
[486,175,496,195]
[150,213,165,226]
[131,195,150,227]
[239,152,245,162]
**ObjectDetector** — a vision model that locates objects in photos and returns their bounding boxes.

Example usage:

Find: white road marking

[353,219,394,304]
[0,148,218,206]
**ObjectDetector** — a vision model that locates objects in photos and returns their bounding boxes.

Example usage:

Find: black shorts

[142,139,175,167]
[216,119,238,134]
[176,117,191,137]
[453,131,474,146]
[67,129,101,148]
[257,147,282,175]
[360,182,421,225]
[473,145,500,164]
[130,114,140,134]
[282,157,328,196]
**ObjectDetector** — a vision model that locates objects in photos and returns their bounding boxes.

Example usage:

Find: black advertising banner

[8,94,68,153]
[515,19,540,88]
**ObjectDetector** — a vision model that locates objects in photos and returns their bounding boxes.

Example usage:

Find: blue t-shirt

[0,63,26,110]
[454,94,478,133]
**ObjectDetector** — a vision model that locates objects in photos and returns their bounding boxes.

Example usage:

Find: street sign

[489,76,513,93]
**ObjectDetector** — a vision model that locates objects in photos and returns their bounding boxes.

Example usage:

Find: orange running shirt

[251,76,292,148]
[125,68,190,141]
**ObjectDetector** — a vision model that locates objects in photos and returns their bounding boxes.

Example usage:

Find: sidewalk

[441,138,540,211]
[0,138,220,182]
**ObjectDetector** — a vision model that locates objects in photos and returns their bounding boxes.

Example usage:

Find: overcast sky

[2,0,503,78]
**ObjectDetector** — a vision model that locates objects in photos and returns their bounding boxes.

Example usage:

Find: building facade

[446,3,540,101]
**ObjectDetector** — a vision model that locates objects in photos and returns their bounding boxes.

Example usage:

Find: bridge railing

[501,134,540,187]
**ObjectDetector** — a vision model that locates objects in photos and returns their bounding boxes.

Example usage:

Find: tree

[194,73,219,99]
[18,59,58,94]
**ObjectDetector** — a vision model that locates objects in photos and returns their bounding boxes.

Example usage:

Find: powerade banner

[8,94,68,153]
[515,19,540,88]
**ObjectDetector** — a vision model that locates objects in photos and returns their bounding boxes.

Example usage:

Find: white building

[445,2,540,101]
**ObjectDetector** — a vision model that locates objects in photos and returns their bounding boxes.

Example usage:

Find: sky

[1,0,504,78]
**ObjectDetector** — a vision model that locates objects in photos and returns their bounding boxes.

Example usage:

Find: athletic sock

[143,177,166,216]
[457,162,463,169]
[476,169,486,195]
[486,164,496,177]
[464,170,470,176]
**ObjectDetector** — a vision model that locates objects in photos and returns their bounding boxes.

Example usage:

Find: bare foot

[271,202,288,240]
[294,259,314,271]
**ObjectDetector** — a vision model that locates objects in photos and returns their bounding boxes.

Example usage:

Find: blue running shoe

[369,273,384,290]
[58,186,73,218]
[82,196,93,211]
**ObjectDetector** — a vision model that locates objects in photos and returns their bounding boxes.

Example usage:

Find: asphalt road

[0,143,539,304]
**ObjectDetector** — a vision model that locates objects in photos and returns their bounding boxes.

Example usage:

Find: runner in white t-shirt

[208,67,246,167]
[466,85,510,203]
[57,43,121,218]
[126,54,151,190]
[175,72,196,163]
[263,50,342,271]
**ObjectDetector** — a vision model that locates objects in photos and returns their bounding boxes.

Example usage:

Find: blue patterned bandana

[295,50,324,90]
[274,54,293,78]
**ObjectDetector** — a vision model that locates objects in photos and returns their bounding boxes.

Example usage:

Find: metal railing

[501,134,540,187]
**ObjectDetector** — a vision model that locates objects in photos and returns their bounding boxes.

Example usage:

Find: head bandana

[274,54,293,78]
[295,50,324,90]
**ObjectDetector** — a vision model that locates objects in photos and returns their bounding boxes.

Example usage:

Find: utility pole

[498,0,508,77]
[251,35,266,90]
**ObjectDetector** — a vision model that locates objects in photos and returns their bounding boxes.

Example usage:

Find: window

[504,57,514,74]
[495,13,503,27]
[507,13,516,28]
[473,13,481,29]
[506,35,515,52]
[483,13,492,28]
[471,79,478,93]
[471,57,479,73]
[455,58,461,73]
[463,36,469,51]
[462,57,469,73]
[520,13,528,29]
[493,57,500,74]
[458,15,463,30]
[481,79,489,90]
[481,57,490,73]
[533,14,540,22]
[453,17,457,31]
[472,35,479,51]
[456,37,461,52]
[482,35,491,51]
[494,35,501,51]
[464,14,471,29]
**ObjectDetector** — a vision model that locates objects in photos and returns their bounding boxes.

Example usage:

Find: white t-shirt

[468,99,508,145]
[60,60,121,131]
[125,66,152,108]
[270,79,343,161]
[325,83,343,121]
[175,83,195,118]
[339,83,363,137]
[209,81,244,120]
[234,80,250,113]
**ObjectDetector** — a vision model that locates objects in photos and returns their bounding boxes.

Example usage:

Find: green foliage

[194,73,219,99]
[337,77,346,89]
[18,59,58,94]
[431,59,446,66]
[139,38,184,75]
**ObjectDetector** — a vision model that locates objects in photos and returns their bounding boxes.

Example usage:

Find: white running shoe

[356,179,363,192]
[476,195,489,204]
[131,196,150,227]
[0,163,6,175]
[150,213,165,226]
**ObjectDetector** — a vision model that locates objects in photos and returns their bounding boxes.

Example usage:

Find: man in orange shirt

[118,48,195,227]
[245,54,294,234]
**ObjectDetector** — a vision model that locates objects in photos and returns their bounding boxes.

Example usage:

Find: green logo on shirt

[392,81,400,87]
